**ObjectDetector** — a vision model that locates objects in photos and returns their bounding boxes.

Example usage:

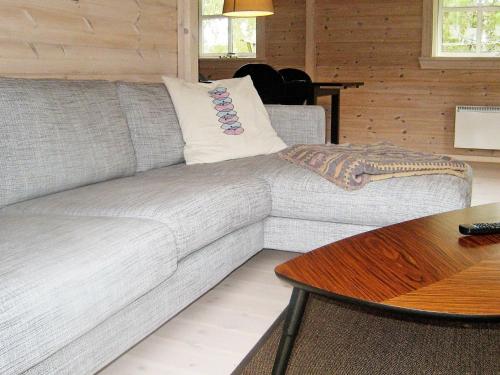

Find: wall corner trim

[177,0,199,82]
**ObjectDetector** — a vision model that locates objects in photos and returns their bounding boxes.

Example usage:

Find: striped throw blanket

[278,142,468,191]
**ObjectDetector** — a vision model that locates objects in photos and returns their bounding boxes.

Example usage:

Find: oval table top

[275,203,500,319]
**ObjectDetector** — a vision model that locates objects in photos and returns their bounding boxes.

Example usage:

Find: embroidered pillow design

[208,87,244,135]
[162,75,287,165]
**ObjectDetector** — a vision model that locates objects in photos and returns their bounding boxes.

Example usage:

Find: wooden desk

[306,82,364,144]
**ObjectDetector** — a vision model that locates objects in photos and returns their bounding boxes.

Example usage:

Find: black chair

[279,68,313,105]
[279,68,312,83]
[233,64,285,104]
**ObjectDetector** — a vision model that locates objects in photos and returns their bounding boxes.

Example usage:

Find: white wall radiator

[454,106,500,150]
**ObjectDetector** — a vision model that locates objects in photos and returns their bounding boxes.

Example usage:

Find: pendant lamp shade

[223,0,274,17]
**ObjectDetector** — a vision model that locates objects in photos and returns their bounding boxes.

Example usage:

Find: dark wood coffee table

[272,203,500,375]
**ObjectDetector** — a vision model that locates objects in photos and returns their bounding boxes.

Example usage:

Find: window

[200,0,257,58]
[437,0,499,57]
[420,0,500,68]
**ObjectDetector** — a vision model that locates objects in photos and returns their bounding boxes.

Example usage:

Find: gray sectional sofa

[0,78,472,375]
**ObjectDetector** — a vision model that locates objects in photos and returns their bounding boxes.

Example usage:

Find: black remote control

[459,222,500,235]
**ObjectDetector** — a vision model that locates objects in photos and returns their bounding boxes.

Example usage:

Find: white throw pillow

[162,76,287,165]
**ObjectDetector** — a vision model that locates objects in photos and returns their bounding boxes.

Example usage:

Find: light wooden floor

[469,162,500,206]
[100,163,499,375]
[100,251,297,375]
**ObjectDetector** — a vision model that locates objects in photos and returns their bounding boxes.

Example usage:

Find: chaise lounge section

[0,77,472,374]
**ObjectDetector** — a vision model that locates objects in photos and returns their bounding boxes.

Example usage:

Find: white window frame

[419,0,500,69]
[436,0,500,58]
[199,1,257,59]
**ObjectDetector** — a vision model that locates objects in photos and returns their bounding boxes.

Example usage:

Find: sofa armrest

[266,105,326,145]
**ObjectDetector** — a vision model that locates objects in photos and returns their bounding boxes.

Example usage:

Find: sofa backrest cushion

[0,78,137,209]
[117,82,185,172]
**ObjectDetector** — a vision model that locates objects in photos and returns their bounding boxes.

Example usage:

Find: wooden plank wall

[265,0,306,70]
[314,0,500,157]
[0,0,178,82]
[198,0,306,80]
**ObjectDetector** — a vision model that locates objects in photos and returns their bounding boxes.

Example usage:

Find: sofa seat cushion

[2,171,271,260]
[139,153,289,181]
[269,160,473,227]
[155,154,472,227]
[0,214,176,375]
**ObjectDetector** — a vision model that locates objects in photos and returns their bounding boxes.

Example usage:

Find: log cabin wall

[314,0,500,157]
[0,0,179,82]
[198,0,306,80]
[265,0,306,70]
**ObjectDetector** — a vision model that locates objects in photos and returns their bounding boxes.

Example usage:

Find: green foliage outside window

[200,0,257,57]
[440,0,499,55]
[482,11,500,52]
[202,0,223,16]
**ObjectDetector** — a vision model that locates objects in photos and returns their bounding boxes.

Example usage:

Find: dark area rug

[233,295,500,375]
